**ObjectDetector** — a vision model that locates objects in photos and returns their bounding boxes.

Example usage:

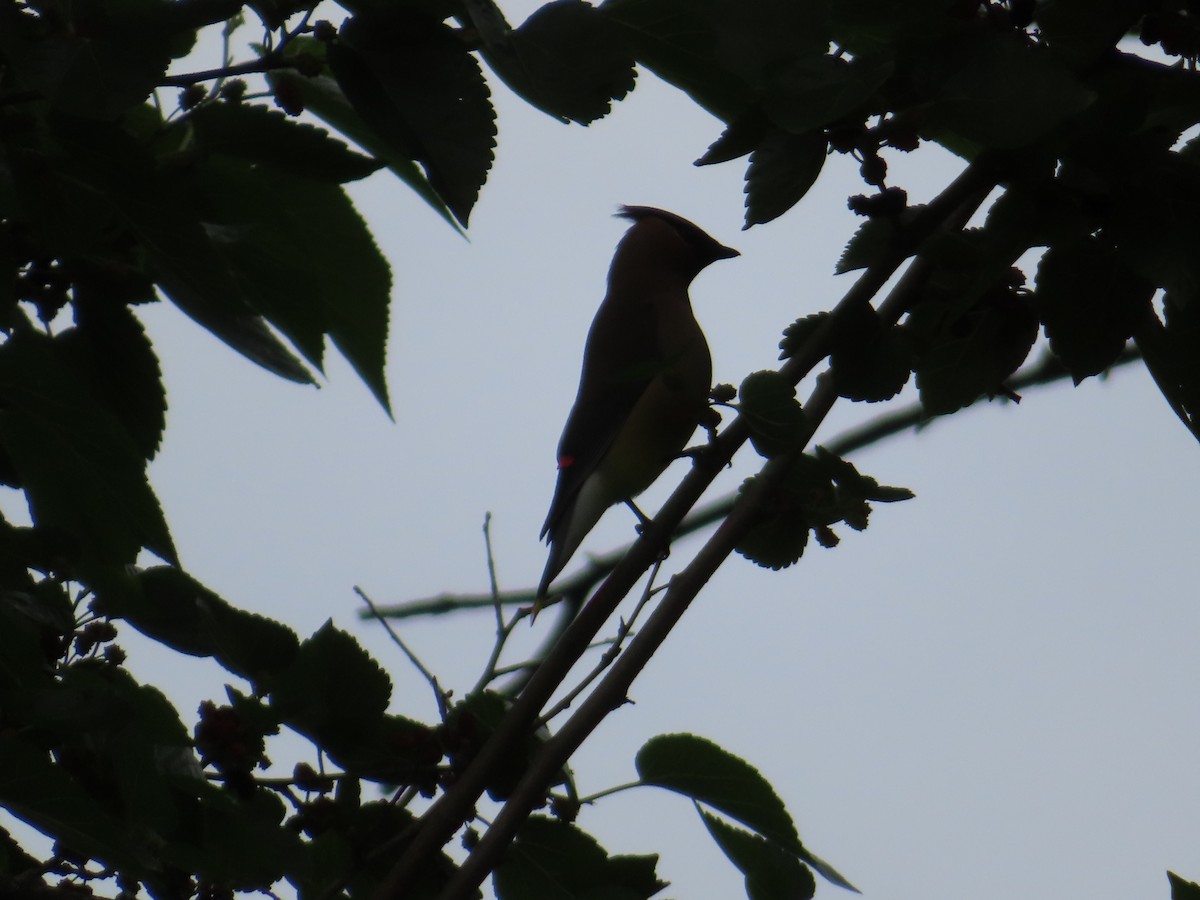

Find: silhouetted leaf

[1035,237,1154,383]
[738,370,808,458]
[922,31,1094,155]
[188,101,383,183]
[482,0,636,125]
[331,12,496,226]
[495,816,665,900]
[0,326,176,570]
[637,734,800,851]
[743,130,828,228]
[699,811,816,900]
[194,155,393,414]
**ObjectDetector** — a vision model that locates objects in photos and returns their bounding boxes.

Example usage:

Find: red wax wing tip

[557,455,576,470]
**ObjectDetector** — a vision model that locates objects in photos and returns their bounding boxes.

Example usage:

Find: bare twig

[354,586,448,720]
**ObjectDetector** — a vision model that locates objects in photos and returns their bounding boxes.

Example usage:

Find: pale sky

[7,6,1200,899]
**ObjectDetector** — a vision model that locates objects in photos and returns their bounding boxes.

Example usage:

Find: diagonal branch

[374,159,1000,900]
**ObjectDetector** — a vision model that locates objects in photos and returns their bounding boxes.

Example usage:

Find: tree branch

[373,159,1001,900]
[429,162,1002,899]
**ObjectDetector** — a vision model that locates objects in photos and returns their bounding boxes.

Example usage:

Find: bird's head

[615,205,739,282]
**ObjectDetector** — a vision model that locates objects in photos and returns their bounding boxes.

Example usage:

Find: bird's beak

[715,244,740,261]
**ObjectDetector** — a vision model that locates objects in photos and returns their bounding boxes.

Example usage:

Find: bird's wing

[539,301,660,541]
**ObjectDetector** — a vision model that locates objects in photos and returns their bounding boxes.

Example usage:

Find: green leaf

[269,622,392,749]
[696,111,770,165]
[494,816,665,900]
[49,116,315,384]
[762,52,893,135]
[0,733,154,873]
[699,810,815,900]
[331,12,496,227]
[0,325,176,570]
[829,0,960,56]
[0,0,175,119]
[194,155,393,414]
[733,472,809,570]
[61,302,166,462]
[168,781,305,889]
[922,31,1094,154]
[1035,237,1154,383]
[738,371,808,458]
[636,734,801,853]
[266,67,462,233]
[0,589,63,691]
[482,0,637,125]
[188,101,383,184]
[1135,292,1200,444]
[601,0,830,122]
[743,130,828,228]
[1034,0,1130,68]
[97,566,301,690]
[778,313,829,361]
[908,280,1039,415]
[830,327,911,402]
[828,305,911,403]
[835,218,895,274]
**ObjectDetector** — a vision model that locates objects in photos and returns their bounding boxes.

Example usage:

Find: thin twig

[536,559,662,727]
[160,56,291,86]
[354,586,448,720]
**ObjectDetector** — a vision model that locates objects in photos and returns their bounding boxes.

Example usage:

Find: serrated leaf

[762,52,893,135]
[266,68,462,233]
[696,111,770,165]
[778,312,830,361]
[836,218,894,274]
[1135,291,1200,444]
[0,326,176,570]
[828,309,911,402]
[699,810,815,900]
[601,0,830,121]
[482,0,636,125]
[50,116,315,384]
[494,816,665,900]
[62,302,166,462]
[743,129,827,228]
[0,0,174,119]
[269,622,392,748]
[738,370,808,458]
[733,473,809,570]
[636,733,801,853]
[188,101,383,183]
[1035,237,1154,383]
[0,733,154,872]
[194,155,392,414]
[331,12,496,227]
[909,288,1039,415]
[97,566,301,690]
[170,781,305,888]
[922,31,1094,154]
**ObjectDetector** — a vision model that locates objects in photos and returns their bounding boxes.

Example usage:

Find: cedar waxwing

[536,206,739,606]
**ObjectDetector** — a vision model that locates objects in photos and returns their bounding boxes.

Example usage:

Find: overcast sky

[7,7,1200,899]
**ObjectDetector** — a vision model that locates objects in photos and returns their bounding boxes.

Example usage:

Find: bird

[535,205,739,610]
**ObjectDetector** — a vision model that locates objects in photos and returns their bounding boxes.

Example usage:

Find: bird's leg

[625,500,672,564]
[679,403,725,464]
[625,499,652,534]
